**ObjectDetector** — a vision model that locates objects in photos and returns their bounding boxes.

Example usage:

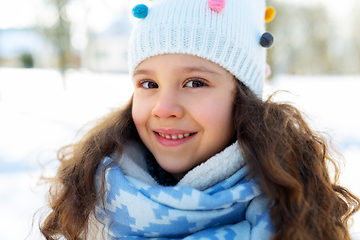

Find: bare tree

[351,1,360,73]
[38,0,75,75]
[266,1,335,76]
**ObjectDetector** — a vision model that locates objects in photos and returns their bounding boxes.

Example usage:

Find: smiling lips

[153,130,196,146]
[156,132,195,140]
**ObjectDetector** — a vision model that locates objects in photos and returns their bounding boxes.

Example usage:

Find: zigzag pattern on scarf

[95,156,275,240]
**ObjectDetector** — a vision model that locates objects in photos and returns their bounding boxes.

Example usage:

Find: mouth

[155,132,196,140]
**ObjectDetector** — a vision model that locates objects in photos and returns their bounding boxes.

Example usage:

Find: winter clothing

[90,0,276,238]
[94,141,275,239]
[129,0,272,98]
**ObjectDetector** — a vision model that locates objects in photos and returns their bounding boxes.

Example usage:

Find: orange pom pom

[265,7,276,23]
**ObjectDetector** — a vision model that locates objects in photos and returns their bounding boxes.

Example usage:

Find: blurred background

[0,0,359,239]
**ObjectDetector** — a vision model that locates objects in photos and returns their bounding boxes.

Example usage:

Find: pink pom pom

[208,0,226,12]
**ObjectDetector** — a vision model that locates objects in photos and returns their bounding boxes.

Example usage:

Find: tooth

[157,132,193,139]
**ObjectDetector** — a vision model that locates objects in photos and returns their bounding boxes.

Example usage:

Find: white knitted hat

[129,0,271,97]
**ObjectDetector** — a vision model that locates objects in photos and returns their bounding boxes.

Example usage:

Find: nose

[151,90,184,119]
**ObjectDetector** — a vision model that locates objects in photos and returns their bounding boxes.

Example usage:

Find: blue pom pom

[132,4,149,19]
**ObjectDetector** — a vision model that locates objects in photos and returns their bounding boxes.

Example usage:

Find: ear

[265,64,272,78]
[208,0,226,12]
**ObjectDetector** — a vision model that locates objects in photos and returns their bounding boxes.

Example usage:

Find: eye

[140,81,158,89]
[184,79,207,88]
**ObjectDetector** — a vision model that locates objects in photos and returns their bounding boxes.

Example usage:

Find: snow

[0,68,359,239]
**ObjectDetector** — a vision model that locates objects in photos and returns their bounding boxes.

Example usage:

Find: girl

[39,0,359,239]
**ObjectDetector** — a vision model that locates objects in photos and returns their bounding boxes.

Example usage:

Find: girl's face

[132,54,236,176]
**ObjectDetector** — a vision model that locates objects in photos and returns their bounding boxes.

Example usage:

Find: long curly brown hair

[39,80,359,240]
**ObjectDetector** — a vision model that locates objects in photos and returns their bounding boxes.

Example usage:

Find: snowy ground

[0,68,359,239]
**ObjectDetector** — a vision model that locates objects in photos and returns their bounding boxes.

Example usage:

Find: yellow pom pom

[265,7,276,23]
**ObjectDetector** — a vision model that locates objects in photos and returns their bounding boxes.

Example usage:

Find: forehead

[134,54,233,78]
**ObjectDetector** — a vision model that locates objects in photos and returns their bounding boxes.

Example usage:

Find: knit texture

[95,142,275,239]
[129,0,267,97]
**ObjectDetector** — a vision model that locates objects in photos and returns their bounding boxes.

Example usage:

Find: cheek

[197,96,234,131]
[132,95,149,131]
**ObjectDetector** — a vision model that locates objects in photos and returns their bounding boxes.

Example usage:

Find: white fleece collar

[114,141,245,191]
[176,141,245,190]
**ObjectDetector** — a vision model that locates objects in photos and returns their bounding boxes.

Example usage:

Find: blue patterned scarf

[95,144,274,239]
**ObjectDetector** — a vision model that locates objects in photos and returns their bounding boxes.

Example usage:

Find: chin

[157,159,192,175]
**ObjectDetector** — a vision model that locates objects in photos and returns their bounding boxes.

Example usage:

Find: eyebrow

[133,69,152,76]
[180,66,222,76]
[133,66,222,77]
